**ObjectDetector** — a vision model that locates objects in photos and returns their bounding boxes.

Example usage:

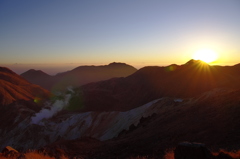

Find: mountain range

[21,62,137,91]
[0,60,240,158]
[79,60,240,112]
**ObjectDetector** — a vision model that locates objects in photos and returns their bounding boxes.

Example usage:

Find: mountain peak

[184,59,209,66]
[107,62,137,71]
[108,62,128,66]
[21,69,50,77]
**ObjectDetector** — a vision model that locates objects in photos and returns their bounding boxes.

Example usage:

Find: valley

[0,60,240,158]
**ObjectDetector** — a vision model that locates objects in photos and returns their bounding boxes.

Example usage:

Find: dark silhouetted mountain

[0,67,50,106]
[21,69,51,81]
[21,69,54,90]
[21,62,137,91]
[80,60,240,111]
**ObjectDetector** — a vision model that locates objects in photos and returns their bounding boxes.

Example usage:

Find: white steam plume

[31,88,73,124]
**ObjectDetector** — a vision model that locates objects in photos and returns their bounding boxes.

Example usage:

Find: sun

[192,49,218,63]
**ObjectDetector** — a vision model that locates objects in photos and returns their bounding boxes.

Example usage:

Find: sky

[0,0,240,74]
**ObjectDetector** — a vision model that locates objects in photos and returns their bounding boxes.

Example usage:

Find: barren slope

[0,67,50,105]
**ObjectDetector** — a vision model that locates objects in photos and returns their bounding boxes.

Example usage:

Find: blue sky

[0,0,240,74]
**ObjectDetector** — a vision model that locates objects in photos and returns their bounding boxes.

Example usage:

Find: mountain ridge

[0,67,50,106]
[21,62,137,91]
[79,59,240,112]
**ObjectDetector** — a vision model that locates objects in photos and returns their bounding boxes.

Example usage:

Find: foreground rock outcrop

[1,146,19,158]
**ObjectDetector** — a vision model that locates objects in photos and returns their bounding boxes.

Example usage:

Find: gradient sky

[0,0,240,74]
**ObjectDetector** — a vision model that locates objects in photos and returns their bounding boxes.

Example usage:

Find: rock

[2,146,19,157]
[174,142,212,159]
[2,146,19,153]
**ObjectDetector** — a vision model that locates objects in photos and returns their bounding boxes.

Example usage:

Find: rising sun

[193,49,218,63]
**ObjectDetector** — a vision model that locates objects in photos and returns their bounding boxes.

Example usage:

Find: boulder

[2,146,19,157]
[174,142,212,159]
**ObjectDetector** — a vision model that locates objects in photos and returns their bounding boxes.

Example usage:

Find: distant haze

[1,63,106,75]
[1,62,142,75]
[2,60,238,75]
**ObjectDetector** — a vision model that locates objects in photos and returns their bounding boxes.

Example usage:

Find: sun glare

[193,49,218,63]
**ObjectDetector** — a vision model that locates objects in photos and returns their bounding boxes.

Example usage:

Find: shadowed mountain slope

[0,67,50,106]
[40,88,240,158]
[21,62,137,91]
[80,60,240,111]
